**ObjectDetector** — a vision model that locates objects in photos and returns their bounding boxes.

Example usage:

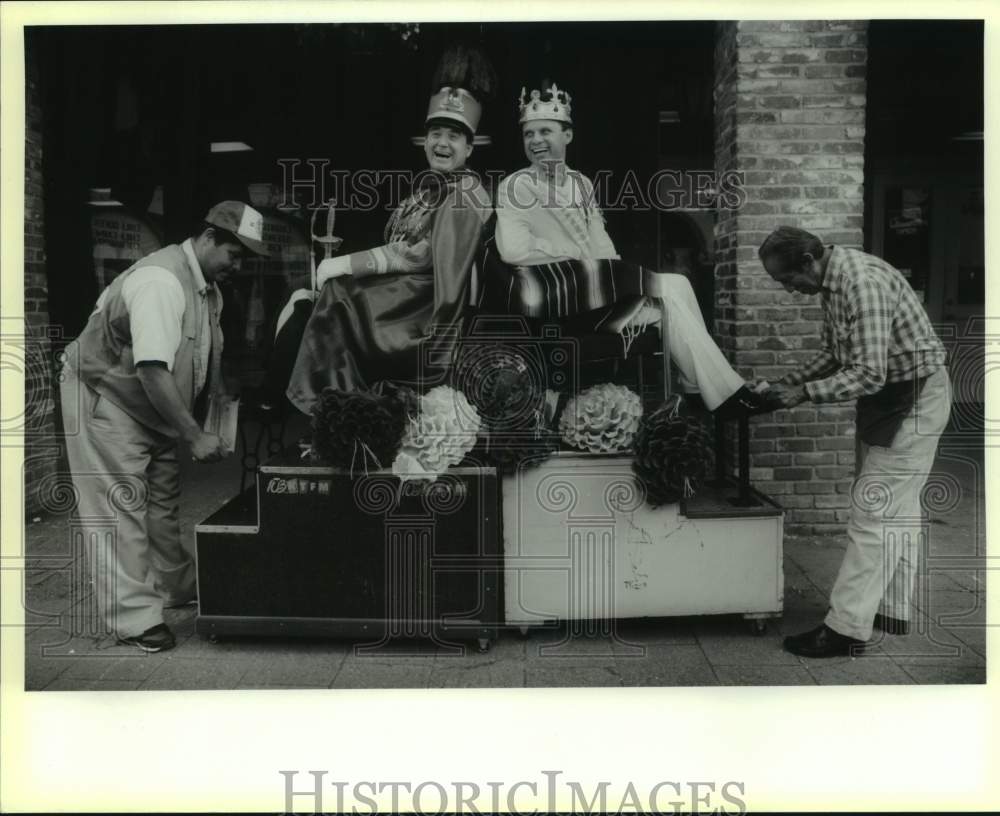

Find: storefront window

[881,185,931,302]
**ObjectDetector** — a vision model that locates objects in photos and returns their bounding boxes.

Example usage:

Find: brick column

[23,38,61,515]
[713,20,868,534]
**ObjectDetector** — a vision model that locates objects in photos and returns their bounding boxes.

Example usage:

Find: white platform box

[501,453,783,631]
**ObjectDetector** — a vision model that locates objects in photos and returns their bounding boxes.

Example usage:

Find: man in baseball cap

[59,200,266,652]
[204,199,269,258]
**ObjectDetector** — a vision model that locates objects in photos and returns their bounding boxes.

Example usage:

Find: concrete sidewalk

[19,426,986,690]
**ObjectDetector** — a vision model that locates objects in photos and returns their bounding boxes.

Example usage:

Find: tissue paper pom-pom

[393,386,481,480]
[453,346,546,431]
[310,386,411,470]
[559,383,643,454]
[632,397,714,506]
[473,386,559,472]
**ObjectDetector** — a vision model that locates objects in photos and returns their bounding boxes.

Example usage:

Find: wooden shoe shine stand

[196,291,783,651]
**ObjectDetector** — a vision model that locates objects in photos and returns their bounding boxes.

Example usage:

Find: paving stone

[805,655,915,685]
[695,622,800,666]
[348,637,452,658]
[428,661,526,688]
[915,589,985,624]
[139,657,251,690]
[899,664,986,685]
[928,569,985,593]
[713,665,817,685]
[875,624,985,667]
[614,643,719,686]
[946,626,986,659]
[42,677,145,691]
[330,660,434,689]
[435,633,525,666]
[25,656,69,691]
[237,652,346,687]
[54,655,131,681]
[526,663,623,687]
[95,653,173,683]
[526,634,616,660]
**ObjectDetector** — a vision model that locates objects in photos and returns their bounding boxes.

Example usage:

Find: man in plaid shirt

[758,226,951,658]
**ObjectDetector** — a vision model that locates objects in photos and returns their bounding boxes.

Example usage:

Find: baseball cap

[204,200,269,256]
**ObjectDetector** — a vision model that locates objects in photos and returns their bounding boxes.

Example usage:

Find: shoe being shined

[117,623,176,653]
[714,385,776,419]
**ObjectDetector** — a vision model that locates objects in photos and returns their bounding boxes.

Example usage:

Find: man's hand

[766,383,808,408]
[189,431,226,463]
[317,256,352,286]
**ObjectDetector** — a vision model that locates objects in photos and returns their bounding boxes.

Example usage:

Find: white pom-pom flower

[559,383,643,454]
[392,386,481,481]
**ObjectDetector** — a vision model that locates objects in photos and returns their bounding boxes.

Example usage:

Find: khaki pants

[59,367,196,638]
[825,367,952,640]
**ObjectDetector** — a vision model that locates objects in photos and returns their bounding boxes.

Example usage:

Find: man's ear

[564,127,574,145]
[464,142,474,161]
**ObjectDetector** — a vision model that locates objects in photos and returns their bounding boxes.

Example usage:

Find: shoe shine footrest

[194,451,500,645]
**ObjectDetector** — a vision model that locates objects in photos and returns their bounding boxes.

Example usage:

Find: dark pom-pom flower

[309,387,412,472]
[632,397,715,507]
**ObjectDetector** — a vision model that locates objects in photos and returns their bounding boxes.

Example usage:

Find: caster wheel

[477,638,490,653]
[749,619,768,636]
[517,626,530,638]
[206,633,221,644]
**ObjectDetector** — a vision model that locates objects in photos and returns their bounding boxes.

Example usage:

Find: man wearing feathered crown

[285,47,495,411]
[492,83,771,416]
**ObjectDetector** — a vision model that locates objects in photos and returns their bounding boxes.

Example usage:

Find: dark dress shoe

[714,385,775,418]
[872,613,910,635]
[117,623,176,653]
[783,624,864,658]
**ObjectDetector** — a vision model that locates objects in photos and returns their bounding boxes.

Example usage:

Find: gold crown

[518,83,573,124]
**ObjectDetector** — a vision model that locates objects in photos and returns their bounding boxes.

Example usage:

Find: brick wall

[713,20,868,534]
[23,38,61,515]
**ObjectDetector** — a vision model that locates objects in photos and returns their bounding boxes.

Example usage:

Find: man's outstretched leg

[658,274,768,413]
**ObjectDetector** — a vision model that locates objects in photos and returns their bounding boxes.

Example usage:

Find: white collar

[182,238,209,294]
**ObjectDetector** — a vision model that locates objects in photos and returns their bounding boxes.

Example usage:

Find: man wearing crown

[492,84,769,416]
[286,49,494,413]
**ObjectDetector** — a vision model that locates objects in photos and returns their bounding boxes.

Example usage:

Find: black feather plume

[431,43,497,101]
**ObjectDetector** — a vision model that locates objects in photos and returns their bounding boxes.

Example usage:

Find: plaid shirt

[786,246,947,403]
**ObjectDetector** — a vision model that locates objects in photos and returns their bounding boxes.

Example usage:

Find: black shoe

[873,613,910,635]
[783,624,864,658]
[714,385,775,419]
[117,623,176,653]
[165,593,197,609]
